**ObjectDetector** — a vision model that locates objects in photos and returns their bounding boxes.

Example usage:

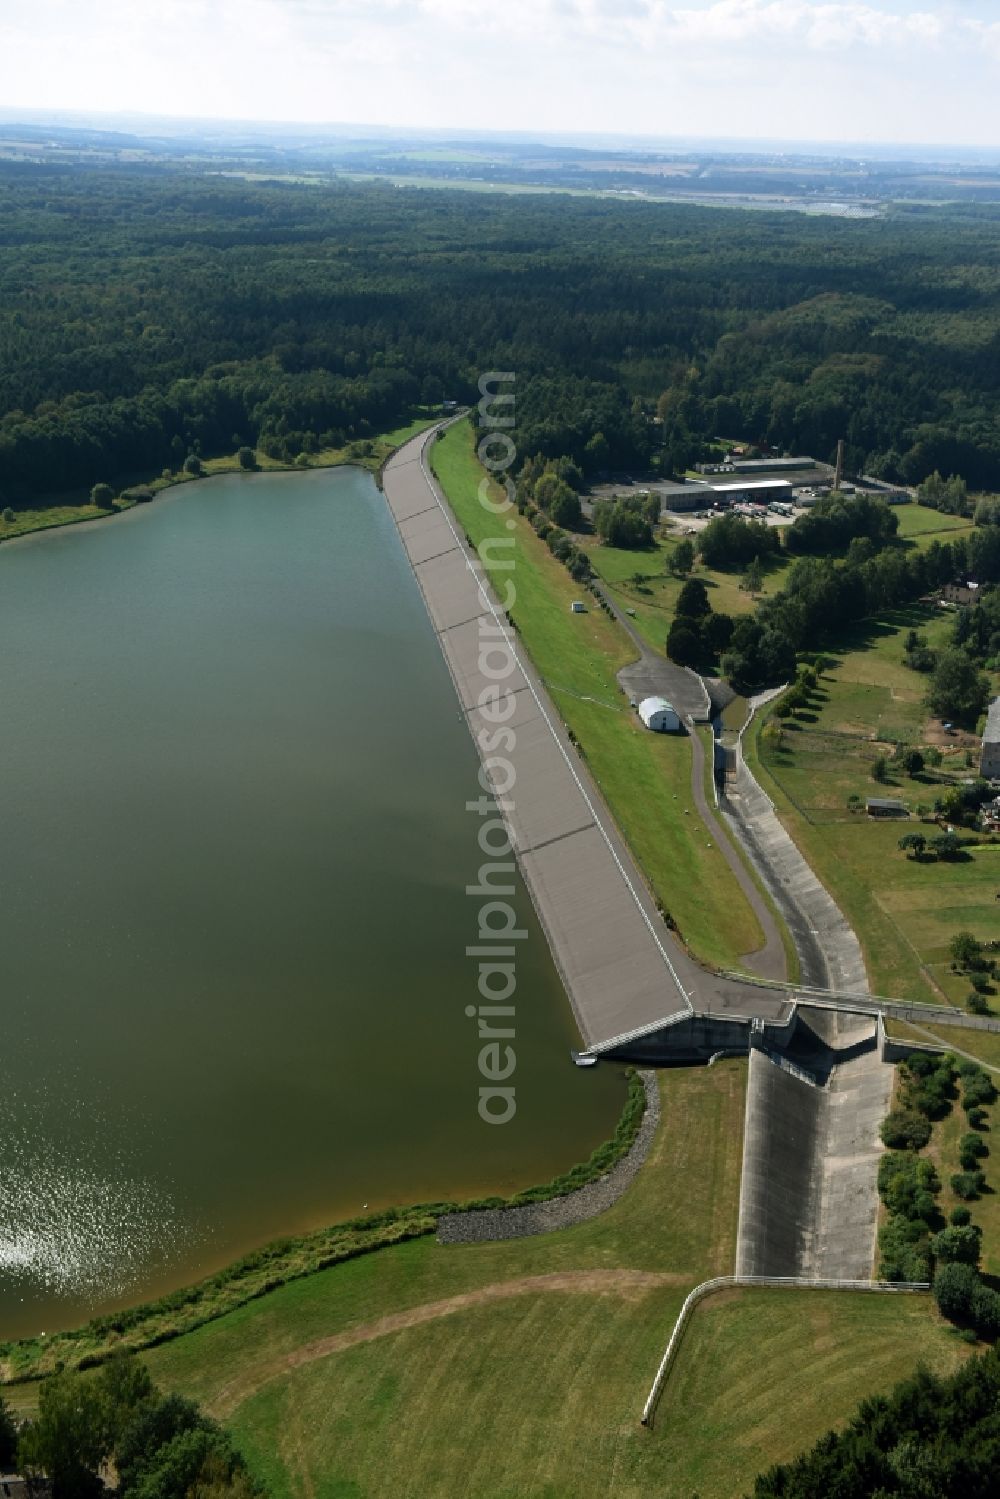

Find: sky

[1,0,999,150]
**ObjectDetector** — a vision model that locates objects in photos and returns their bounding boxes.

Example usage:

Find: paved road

[596,581,711,721]
[719,704,869,993]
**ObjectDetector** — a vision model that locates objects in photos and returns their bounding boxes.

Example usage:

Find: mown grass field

[894,504,976,545]
[119,1062,968,1499]
[430,423,766,970]
[136,1066,742,1483]
[659,1286,968,1496]
[747,602,1000,1004]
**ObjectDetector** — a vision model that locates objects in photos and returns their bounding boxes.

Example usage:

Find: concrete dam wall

[736,1009,892,1281]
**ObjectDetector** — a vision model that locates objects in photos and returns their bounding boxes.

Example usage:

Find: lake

[0,466,624,1338]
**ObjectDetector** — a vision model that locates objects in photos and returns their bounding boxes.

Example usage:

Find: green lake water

[0,467,624,1339]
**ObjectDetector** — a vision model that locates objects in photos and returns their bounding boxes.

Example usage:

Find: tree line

[4,164,1000,503]
[0,1355,260,1499]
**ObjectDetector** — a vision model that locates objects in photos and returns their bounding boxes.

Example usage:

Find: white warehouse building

[638,696,681,733]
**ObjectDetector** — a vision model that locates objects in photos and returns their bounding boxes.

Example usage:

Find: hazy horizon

[1,1,998,152]
[1,105,997,166]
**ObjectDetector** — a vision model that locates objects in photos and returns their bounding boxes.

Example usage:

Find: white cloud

[0,0,996,146]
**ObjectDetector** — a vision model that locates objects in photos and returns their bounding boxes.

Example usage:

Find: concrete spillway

[736,1010,892,1281]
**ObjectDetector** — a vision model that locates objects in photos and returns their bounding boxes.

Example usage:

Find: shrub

[951,931,982,967]
[960,1131,989,1169]
[962,1068,997,1111]
[182,453,202,476]
[950,1205,972,1226]
[967,1105,989,1130]
[878,1216,932,1283]
[90,482,115,508]
[968,991,992,1016]
[902,1054,956,1119]
[880,1109,932,1151]
[1,506,14,524]
[951,1169,986,1200]
[933,1260,979,1319]
[878,1151,941,1212]
[970,1284,1000,1337]
[930,1223,982,1267]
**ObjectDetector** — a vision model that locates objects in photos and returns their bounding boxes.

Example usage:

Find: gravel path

[437,1070,660,1243]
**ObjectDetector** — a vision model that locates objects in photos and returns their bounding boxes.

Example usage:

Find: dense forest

[2,162,1000,504]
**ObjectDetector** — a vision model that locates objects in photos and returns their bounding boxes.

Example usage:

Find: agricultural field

[430,424,767,971]
[747,602,1000,1005]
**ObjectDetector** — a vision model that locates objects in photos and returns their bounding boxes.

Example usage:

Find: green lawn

[130,1060,967,1499]
[430,424,766,970]
[215,1284,966,1499]
[656,1287,968,1497]
[133,1066,744,1482]
[894,504,975,546]
[748,603,1000,1004]
[9,1061,969,1497]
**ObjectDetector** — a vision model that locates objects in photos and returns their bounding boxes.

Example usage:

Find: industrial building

[710,478,795,505]
[638,696,681,733]
[660,477,794,512]
[981,697,1000,780]
[728,457,815,475]
[655,481,713,512]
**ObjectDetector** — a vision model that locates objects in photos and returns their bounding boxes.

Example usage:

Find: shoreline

[438,1070,658,1242]
[0,416,440,550]
[0,1070,645,1384]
